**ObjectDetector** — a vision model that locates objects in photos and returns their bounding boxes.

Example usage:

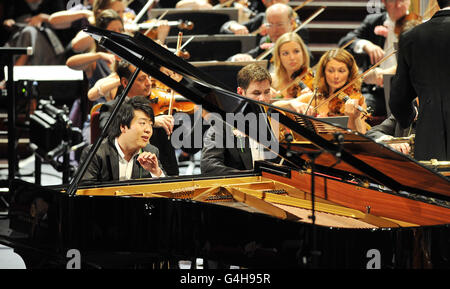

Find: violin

[149,81,195,115]
[394,12,422,35]
[275,67,315,100]
[125,19,194,39]
[149,32,195,116]
[326,86,364,116]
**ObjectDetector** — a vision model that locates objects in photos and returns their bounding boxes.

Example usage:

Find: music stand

[165,35,258,61]
[191,60,268,91]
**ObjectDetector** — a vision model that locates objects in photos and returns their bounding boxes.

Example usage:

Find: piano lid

[84,26,450,201]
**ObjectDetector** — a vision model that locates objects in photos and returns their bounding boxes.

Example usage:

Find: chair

[90,103,103,144]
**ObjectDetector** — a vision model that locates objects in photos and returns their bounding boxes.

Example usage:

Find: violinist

[69,0,133,53]
[175,0,213,9]
[299,48,368,134]
[338,0,412,120]
[228,3,309,62]
[268,32,315,114]
[271,32,312,96]
[220,0,307,41]
[66,9,123,93]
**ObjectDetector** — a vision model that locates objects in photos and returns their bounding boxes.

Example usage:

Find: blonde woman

[270,32,314,114]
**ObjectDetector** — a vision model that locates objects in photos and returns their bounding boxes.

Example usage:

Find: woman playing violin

[300,48,368,134]
[269,32,315,114]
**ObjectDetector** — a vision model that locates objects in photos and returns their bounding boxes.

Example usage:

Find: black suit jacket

[80,138,164,184]
[201,124,254,176]
[389,9,450,161]
[99,97,179,176]
[365,114,413,141]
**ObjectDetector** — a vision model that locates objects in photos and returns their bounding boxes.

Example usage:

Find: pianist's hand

[388,142,411,155]
[137,152,163,177]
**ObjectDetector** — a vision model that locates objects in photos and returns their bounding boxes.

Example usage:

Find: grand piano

[0,27,449,269]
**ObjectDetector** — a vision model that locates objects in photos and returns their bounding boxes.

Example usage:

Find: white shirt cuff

[354,39,371,54]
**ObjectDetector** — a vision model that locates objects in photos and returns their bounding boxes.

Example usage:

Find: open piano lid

[84,26,450,201]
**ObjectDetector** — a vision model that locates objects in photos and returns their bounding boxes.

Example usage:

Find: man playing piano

[81,95,165,183]
[201,63,274,176]
[98,60,179,176]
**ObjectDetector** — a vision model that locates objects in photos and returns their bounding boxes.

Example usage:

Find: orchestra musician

[366,99,418,155]
[68,0,131,53]
[219,0,309,44]
[99,60,180,176]
[269,32,314,114]
[66,9,123,92]
[66,9,123,135]
[201,63,275,175]
[80,95,165,183]
[389,0,450,161]
[338,0,412,121]
[298,48,368,134]
[1,0,68,66]
[228,3,310,62]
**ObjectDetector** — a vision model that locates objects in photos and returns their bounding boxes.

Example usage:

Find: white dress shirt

[114,138,164,180]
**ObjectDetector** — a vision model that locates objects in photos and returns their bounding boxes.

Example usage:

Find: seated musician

[99,60,180,176]
[68,0,133,53]
[366,99,418,155]
[297,48,368,134]
[175,0,213,9]
[80,95,165,183]
[228,3,310,63]
[201,63,276,176]
[270,32,315,114]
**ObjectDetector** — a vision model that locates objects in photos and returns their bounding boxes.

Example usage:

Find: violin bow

[168,32,183,119]
[180,36,194,50]
[256,6,326,61]
[143,9,168,35]
[132,0,155,24]
[293,0,314,12]
[312,49,397,113]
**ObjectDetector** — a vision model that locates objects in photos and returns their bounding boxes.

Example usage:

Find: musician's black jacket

[79,138,165,184]
[390,9,450,161]
[99,96,179,176]
[365,114,414,141]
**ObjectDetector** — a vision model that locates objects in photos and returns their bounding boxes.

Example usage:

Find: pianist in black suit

[201,63,274,175]
[99,60,179,176]
[81,96,165,183]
